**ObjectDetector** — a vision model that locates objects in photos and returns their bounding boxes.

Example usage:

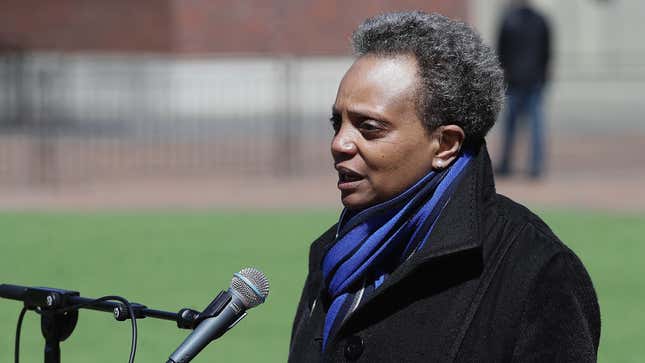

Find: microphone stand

[1,283,201,363]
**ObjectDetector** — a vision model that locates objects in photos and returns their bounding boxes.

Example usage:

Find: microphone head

[230,267,270,309]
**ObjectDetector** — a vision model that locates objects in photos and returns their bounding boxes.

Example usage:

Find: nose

[331,124,358,159]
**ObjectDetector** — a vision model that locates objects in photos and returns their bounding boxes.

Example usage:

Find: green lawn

[0,210,642,362]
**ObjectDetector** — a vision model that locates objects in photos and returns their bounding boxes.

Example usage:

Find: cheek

[370,144,410,172]
[364,146,409,188]
[366,143,433,194]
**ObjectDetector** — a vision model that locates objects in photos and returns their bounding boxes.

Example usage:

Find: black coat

[497,6,551,88]
[289,145,600,362]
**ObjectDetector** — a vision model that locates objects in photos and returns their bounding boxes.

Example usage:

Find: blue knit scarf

[321,150,473,350]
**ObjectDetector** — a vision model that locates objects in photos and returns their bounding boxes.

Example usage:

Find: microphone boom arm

[0,283,210,363]
[0,283,203,329]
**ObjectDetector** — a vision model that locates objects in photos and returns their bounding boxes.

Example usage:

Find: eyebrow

[351,108,389,125]
[330,105,392,129]
[331,105,387,121]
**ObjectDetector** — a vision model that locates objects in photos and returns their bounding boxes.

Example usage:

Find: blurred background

[1,0,643,362]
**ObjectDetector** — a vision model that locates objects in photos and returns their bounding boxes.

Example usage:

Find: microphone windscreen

[230,267,270,308]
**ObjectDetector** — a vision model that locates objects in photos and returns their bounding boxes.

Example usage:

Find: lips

[336,166,364,189]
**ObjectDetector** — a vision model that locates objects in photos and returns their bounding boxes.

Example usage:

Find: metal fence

[3,50,645,187]
[0,52,352,185]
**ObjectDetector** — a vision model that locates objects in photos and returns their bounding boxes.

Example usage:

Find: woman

[289,11,599,362]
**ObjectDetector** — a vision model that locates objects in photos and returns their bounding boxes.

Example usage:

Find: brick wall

[0,0,172,52]
[171,0,469,54]
[1,0,468,54]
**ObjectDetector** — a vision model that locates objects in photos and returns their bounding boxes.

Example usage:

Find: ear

[432,125,465,170]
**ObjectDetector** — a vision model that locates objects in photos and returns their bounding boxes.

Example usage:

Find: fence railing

[0,53,353,185]
[2,51,645,186]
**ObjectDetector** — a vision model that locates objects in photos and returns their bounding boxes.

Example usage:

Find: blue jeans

[498,84,545,177]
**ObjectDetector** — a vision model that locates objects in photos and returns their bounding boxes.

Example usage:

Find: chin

[341,193,377,211]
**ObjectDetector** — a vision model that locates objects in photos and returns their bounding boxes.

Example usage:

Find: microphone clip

[178,290,232,330]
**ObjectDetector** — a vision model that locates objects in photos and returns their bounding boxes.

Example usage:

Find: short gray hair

[352,11,504,144]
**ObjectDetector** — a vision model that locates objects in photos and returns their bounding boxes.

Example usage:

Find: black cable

[39,295,138,363]
[14,306,27,363]
[12,295,138,363]
[53,295,137,363]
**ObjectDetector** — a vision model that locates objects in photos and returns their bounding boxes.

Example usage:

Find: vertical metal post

[32,67,57,186]
[276,56,299,176]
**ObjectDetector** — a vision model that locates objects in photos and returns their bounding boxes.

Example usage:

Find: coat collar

[308,144,497,350]
[310,142,496,304]
[309,144,496,354]
[357,142,495,296]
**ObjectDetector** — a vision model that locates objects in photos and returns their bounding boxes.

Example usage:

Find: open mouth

[339,172,362,183]
[337,167,364,187]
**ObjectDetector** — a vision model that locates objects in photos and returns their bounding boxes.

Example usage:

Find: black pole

[44,339,60,363]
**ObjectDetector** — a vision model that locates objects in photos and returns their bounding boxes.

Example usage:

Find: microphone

[167,267,270,363]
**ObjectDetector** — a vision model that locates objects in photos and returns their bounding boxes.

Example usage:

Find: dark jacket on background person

[498,6,551,88]
[289,144,600,362]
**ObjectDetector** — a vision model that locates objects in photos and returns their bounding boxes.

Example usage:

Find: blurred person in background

[496,0,551,179]
[289,11,598,362]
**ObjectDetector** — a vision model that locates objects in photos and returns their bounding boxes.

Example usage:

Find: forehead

[334,54,419,115]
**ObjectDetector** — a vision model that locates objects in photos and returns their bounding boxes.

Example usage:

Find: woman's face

[331,54,439,210]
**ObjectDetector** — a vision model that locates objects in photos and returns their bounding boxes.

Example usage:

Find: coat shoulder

[458,193,601,360]
[509,238,602,361]
[491,192,595,287]
[500,193,601,349]
[493,192,571,259]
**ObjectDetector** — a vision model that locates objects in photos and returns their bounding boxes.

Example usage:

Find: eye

[329,115,341,133]
[358,120,385,136]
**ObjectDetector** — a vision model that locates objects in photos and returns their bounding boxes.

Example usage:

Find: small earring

[436,160,443,168]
